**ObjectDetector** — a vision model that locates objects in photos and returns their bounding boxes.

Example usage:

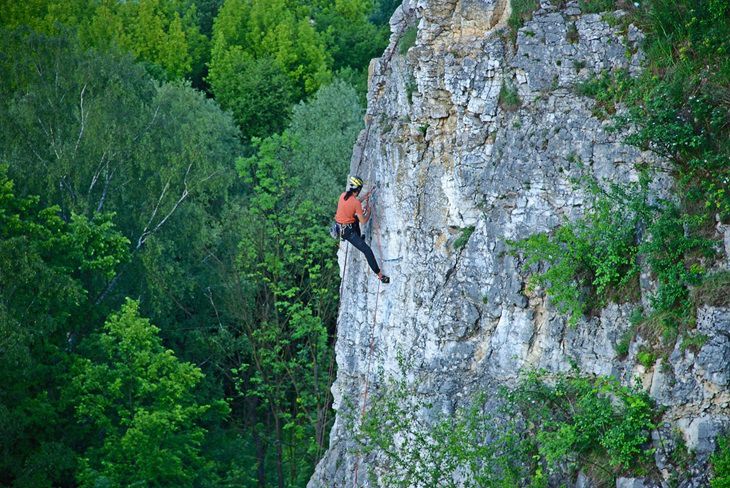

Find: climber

[334,176,390,284]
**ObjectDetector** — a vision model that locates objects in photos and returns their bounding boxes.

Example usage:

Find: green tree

[285,79,364,208]
[71,299,227,487]
[202,142,340,486]
[0,30,240,308]
[0,0,208,80]
[0,0,90,33]
[713,435,730,487]
[208,52,294,140]
[0,165,129,487]
[89,0,208,80]
[200,82,361,484]
[311,0,389,74]
[209,0,332,109]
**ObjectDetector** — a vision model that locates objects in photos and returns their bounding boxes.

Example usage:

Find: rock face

[309,0,730,486]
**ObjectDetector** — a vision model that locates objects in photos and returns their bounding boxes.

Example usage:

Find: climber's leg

[343,225,380,275]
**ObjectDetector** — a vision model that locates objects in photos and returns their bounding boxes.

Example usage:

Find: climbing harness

[330,221,353,240]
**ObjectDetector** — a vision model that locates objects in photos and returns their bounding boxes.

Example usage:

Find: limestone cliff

[310,0,730,486]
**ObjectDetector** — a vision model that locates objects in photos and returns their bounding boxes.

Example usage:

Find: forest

[3,0,730,486]
[0,0,398,486]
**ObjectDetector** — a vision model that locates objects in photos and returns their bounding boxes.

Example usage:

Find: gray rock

[309,0,730,486]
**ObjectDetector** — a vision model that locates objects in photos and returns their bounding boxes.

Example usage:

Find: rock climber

[334,176,390,284]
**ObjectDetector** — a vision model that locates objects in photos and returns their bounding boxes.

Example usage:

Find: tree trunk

[254,425,266,488]
[274,415,285,488]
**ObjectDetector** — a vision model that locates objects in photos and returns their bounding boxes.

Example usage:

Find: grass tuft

[499,82,521,111]
[399,26,418,55]
[691,271,730,307]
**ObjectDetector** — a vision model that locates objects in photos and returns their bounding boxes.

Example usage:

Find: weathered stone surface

[309,1,729,486]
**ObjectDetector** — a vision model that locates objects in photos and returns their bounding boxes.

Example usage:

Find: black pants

[342,222,380,275]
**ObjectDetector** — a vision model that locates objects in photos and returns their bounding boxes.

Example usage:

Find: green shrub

[576,69,634,119]
[399,26,418,55]
[508,0,540,34]
[636,348,656,368]
[622,0,730,223]
[506,370,656,480]
[356,366,657,486]
[680,332,709,353]
[355,373,528,487]
[712,435,730,488]
[615,328,634,358]
[629,306,645,325]
[640,203,715,321]
[513,164,715,339]
[510,181,640,326]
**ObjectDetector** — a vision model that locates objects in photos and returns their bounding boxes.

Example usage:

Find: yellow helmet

[349,176,364,190]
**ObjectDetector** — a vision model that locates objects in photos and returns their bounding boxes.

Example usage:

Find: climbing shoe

[379,275,390,284]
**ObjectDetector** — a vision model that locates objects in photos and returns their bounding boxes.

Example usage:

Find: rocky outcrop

[309,0,730,486]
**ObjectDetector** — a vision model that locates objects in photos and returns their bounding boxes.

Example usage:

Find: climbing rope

[350,184,389,487]
[352,277,381,488]
[318,243,350,462]
[346,11,413,486]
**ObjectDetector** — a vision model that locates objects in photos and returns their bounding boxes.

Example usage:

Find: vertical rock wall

[310,0,730,486]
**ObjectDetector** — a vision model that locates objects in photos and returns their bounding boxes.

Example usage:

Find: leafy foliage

[208,53,294,141]
[454,225,476,250]
[209,0,332,105]
[625,0,729,218]
[356,371,529,487]
[518,0,728,345]
[506,370,656,482]
[0,0,208,80]
[576,69,634,119]
[691,271,730,307]
[499,81,522,111]
[508,0,540,34]
[223,142,340,486]
[83,0,209,80]
[713,434,730,488]
[579,0,618,14]
[510,178,641,326]
[357,367,657,486]
[285,80,365,208]
[72,299,227,487]
[0,166,129,487]
[0,0,387,484]
[314,0,390,73]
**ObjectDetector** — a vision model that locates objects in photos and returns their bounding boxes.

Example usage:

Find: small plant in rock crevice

[454,225,475,250]
[508,0,540,39]
[499,82,521,111]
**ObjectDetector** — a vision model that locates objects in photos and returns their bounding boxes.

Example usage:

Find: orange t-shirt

[334,192,364,224]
